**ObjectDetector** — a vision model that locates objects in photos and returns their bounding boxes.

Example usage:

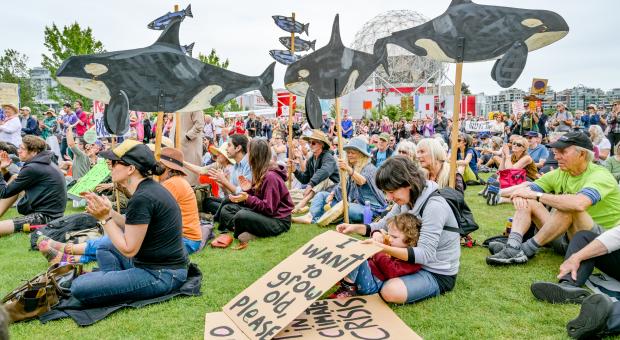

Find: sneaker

[486,190,501,206]
[486,244,528,265]
[567,294,613,339]
[531,281,591,304]
[328,283,357,299]
[488,241,506,255]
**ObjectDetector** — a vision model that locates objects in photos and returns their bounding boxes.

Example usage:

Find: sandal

[210,234,233,248]
[233,242,248,250]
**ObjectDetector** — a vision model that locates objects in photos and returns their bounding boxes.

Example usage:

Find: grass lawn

[0,186,616,339]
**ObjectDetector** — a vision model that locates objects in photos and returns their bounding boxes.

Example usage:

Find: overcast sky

[3,0,618,95]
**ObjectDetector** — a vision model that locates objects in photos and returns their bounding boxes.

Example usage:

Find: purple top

[244,164,294,219]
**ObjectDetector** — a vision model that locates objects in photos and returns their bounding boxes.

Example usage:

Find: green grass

[0,190,617,339]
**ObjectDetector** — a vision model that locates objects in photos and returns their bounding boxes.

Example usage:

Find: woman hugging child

[330,214,422,298]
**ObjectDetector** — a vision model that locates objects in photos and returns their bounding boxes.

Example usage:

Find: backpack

[419,188,479,236]
[29,213,100,250]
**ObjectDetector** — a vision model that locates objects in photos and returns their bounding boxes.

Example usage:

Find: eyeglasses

[398,150,409,155]
[458,139,464,142]
[513,143,525,148]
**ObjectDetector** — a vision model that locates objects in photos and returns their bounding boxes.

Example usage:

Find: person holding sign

[217,139,294,248]
[337,156,460,304]
[71,140,188,305]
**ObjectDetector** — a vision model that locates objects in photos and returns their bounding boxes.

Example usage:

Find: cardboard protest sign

[222,231,381,340]
[67,159,111,200]
[0,82,19,107]
[206,295,421,340]
[511,100,525,116]
[93,100,111,138]
[464,120,492,132]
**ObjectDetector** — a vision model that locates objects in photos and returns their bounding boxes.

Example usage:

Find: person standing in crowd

[0,104,23,147]
[71,140,188,306]
[66,125,101,181]
[74,100,92,138]
[57,102,78,158]
[212,111,225,144]
[526,131,549,169]
[535,106,548,139]
[262,117,273,140]
[0,135,66,237]
[129,111,144,142]
[433,110,448,141]
[19,106,39,136]
[487,132,620,265]
[608,101,620,156]
[245,112,260,138]
[203,114,215,142]
[371,133,393,168]
[582,104,601,129]
[230,114,246,135]
[589,125,611,162]
[551,102,573,132]
[342,112,354,139]
[39,108,60,157]
[170,111,205,186]
[420,116,435,138]
[217,138,293,248]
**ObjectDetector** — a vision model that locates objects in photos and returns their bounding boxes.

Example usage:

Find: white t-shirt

[597,138,612,151]
[0,116,22,147]
[213,117,225,134]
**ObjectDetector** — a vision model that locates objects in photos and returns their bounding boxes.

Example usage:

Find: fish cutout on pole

[272,15,309,35]
[374,0,569,88]
[56,18,275,135]
[269,50,303,65]
[181,42,194,56]
[147,4,193,30]
[279,37,316,51]
[284,14,387,129]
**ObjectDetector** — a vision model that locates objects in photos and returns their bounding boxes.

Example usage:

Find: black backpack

[419,188,479,236]
[29,213,100,250]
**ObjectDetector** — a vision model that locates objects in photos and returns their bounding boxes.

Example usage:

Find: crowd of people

[2,98,620,338]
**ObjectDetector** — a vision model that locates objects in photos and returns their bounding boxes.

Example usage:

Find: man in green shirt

[67,125,101,180]
[487,132,620,265]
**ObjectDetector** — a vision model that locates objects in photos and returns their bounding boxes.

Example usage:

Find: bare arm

[67,127,76,148]
[511,155,534,169]
[183,161,207,175]
[510,187,592,212]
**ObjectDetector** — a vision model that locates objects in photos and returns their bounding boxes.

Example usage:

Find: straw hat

[45,108,56,116]
[1,103,18,114]
[209,144,236,164]
[302,129,331,149]
[146,136,174,151]
[160,147,188,175]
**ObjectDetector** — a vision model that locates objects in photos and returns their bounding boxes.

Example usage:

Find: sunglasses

[513,143,525,147]
[107,159,130,169]
[309,141,320,146]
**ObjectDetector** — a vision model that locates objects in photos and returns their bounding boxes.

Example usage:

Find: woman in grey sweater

[337,156,461,303]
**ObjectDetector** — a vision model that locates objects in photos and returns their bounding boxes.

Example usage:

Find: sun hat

[20,106,31,113]
[146,136,174,151]
[343,137,371,157]
[302,129,331,149]
[45,108,56,116]
[99,139,157,173]
[208,144,236,164]
[1,103,18,113]
[160,147,187,175]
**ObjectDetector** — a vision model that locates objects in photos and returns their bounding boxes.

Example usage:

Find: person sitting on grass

[526,131,549,170]
[330,214,422,298]
[455,133,482,185]
[530,224,620,339]
[293,137,387,224]
[416,138,465,192]
[337,156,460,304]
[288,129,339,215]
[69,140,188,306]
[66,125,101,181]
[217,139,293,249]
[0,135,66,237]
[486,132,620,266]
[498,135,539,181]
[603,141,620,182]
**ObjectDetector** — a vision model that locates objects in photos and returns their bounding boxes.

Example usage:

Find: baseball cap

[99,139,157,173]
[20,106,31,112]
[587,104,596,110]
[379,133,390,142]
[547,131,593,151]
[525,131,539,138]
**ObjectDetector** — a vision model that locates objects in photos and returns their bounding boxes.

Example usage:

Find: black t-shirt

[126,178,188,270]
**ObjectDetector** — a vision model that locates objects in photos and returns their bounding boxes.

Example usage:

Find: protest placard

[206,295,421,340]
[464,120,493,132]
[0,82,19,107]
[93,100,111,138]
[67,159,111,200]
[222,231,381,340]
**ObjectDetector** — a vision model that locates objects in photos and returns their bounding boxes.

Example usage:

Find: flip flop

[210,234,233,248]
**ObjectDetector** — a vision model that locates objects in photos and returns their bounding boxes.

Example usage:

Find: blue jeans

[80,237,104,264]
[183,238,201,255]
[309,191,364,223]
[397,269,441,303]
[347,261,384,295]
[71,236,188,306]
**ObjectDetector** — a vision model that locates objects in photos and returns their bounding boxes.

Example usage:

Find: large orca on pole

[374,0,569,88]
[284,14,387,129]
[56,18,275,135]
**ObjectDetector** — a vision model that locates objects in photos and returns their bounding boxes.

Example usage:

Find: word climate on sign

[222,231,381,340]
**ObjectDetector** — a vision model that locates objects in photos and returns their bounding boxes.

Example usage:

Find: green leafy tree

[198,49,243,114]
[42,22,105,109]
[0,49,42,112]
[462,82,472,95]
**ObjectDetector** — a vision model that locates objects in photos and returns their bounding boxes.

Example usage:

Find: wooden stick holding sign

[334,79,348,223]
[111,136,121,213]
[154,111,165,182]
[286,12,296,189]
[173,5,182,150]
[448,37,465,189]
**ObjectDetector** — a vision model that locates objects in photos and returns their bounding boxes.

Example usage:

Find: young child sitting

[329,214,422,298]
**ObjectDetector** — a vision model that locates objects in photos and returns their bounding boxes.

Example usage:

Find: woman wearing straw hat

[294,137,387,225]
[39,108,61,157]
[0,104,22,148]
[288,129,340,214]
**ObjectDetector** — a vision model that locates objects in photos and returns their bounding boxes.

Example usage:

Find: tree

[198,49,241,114]
[0,49,42,112]
[462,82,472,95]
[42,22,105,108]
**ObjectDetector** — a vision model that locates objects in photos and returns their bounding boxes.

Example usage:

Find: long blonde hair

[417,138,451,188]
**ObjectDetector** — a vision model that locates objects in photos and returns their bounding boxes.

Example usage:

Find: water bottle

[504,217,513,236]
[363,201,373,224]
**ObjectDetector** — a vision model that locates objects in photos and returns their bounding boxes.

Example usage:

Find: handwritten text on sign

[223,231,381,340]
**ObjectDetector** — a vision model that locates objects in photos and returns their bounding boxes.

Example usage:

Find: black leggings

[218,202,291,239]
[202,197,223,215]
[561,230,620,286]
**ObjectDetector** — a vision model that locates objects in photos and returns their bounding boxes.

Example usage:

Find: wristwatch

[536,192,543,202]
[99,216,112,225]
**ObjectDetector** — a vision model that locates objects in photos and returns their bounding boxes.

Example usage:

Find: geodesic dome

[352,10,447,87]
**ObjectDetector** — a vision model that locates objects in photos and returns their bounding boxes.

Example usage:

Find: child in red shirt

[330,214,422,298]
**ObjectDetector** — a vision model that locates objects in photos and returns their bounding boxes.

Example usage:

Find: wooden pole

[173,4,182,150]
[287,12,296,188]
[448,63,463,189]
[111,136,120,213]
[154,112,165,182]
[334,95,349,223]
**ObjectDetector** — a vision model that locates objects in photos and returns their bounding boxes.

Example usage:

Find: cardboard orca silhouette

[374,0,569,88]
[284,14,387,129]
[56,18,275,135]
